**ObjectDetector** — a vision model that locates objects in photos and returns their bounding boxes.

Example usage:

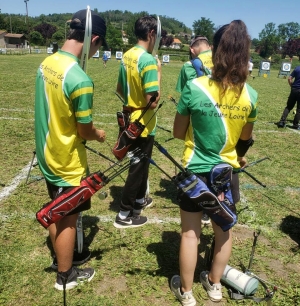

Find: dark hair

[67,26,102,45]
[134,16,157,41]
[212,20,250,93]
[67,18,85,42]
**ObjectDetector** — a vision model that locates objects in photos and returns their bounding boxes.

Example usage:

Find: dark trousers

[120,135,154,212]
[280,88,300,125]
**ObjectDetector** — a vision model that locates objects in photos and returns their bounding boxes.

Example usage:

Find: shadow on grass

[279,215,300,252]
[145,230,214,282]
[43,215,101,272]
[108,185,123,212]
[153,177,178,205]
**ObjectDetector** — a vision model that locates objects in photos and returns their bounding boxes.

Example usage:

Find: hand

[237,156,247,169]
[97,129,106,143]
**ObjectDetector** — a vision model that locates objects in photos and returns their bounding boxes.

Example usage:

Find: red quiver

[36,172,108,229]
[112,120,145,160]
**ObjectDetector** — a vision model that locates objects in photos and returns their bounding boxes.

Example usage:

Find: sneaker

[277,121,285,128]
[55,266,95,290]
[51,249,91,270]
[133,197,154,214]
[201,213,211,225]
[170,275,196,306]
[200,271,222,302]
[291,124,300,130]
[113,212,148,229]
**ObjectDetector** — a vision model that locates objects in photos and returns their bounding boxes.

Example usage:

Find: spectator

[102,52,108,67]
[278,65,300,129]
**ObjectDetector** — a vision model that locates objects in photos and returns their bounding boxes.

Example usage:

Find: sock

[208,278,214,286]
[180,287,192,296]
[118,210,130,220]
[135,198,145,204]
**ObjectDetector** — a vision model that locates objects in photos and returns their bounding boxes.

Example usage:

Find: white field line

[0,211,279,233]
[0,157,37,202]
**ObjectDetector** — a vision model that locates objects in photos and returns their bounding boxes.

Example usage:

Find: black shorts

[177,172,240,213]
[46,180,91,216]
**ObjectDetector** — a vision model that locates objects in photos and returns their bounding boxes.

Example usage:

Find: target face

[162,55,170,63]
[105,51,111,59]
[281,63,291,72]
[92,50,100,58]
[261,61,270,70]
[116,51,123,59]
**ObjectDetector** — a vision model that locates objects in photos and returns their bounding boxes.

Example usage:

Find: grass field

[0,54,300,306]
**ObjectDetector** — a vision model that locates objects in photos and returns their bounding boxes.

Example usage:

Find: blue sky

[1,0,299,39]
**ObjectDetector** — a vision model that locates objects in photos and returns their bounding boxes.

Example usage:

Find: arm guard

[235,137,254,157]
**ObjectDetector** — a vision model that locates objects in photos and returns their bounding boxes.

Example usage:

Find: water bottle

[221,265,259,296]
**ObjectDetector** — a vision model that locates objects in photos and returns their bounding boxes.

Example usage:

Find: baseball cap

[190,35,209,47]
[70,9,108,49]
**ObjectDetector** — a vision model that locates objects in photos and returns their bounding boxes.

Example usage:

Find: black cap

[190,36,208,47]
[70,9,108,49]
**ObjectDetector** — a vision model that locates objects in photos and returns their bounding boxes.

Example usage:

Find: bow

[152,15,161,57]
[80,6,92,72]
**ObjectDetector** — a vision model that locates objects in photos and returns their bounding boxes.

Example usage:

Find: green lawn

[0,54,299,306]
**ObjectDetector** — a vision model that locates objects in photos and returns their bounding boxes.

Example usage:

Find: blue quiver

[206,163,237,231]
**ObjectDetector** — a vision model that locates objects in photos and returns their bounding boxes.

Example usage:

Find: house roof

[5,33,25,38]
[173,38,182,44]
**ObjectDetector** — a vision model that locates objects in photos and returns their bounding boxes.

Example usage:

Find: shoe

[201,213,211,225]
[277,121,285,128]
[291,124,300,130]
[170,275,196,306]
[113,212,148,229]
[200,271,222,302]
[55,266,95,290]
[51,249,91,270]
[133,197,154,215]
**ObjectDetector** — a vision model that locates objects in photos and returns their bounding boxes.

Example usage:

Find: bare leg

[209,221,232,283]
[179,209,202,292]
[48,213,78,272]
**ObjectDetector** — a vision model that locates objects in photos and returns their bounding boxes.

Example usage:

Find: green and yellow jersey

[176,49,213,93]
[35,50,94,186]
[177,76,258,172]
[117,45,159,137]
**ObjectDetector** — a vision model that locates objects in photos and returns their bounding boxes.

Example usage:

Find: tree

[278,22,300,41]
[51,31,64,45]
[159,29,174,48]
[251,38,260,49]
[106,23,124,52]
[192,17,215,43]
[29,31,44,45]
[258,23,280,58]
[34,23,57,40]
[281,38,300,60]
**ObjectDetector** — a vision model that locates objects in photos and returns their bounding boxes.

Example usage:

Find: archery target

[281,63,291,72]
[162,55,170,63]
[116,51,123,59]
[105,51,111,59]
[261,61,270,70]
[92,50,100,58]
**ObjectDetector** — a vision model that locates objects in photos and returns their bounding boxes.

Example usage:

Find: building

[170,38,182,49]
[4,33,27,48]
[0,30,7,48]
